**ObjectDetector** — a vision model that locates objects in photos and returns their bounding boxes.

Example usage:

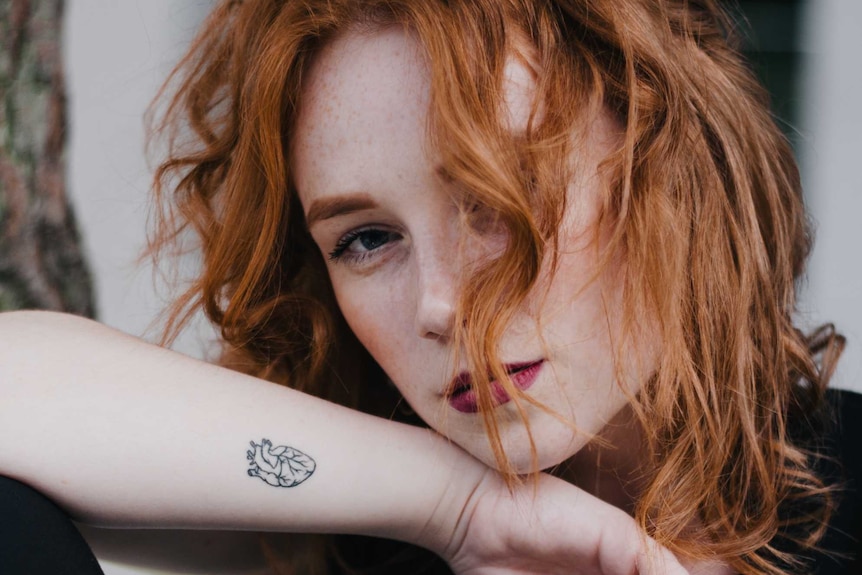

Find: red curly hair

[148,1,845,573]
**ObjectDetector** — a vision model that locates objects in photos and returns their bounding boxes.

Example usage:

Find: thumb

[595,509,690,575]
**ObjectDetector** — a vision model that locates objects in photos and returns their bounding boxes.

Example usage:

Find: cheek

[331,276,413,379]
[547,239,657,400]
[336,283,391,350]
[330,273,450,414]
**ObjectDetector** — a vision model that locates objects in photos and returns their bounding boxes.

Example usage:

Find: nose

[414,252,457,341]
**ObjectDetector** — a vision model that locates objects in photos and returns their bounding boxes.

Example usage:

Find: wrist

[404,432,489,558]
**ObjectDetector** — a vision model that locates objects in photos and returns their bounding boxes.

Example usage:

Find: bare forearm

[0,311,480,552]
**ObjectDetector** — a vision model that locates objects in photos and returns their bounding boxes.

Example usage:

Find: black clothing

[0,475,104,574]
[800,389,862,575]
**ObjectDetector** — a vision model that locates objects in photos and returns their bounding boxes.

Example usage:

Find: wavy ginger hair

[148,0,844,573]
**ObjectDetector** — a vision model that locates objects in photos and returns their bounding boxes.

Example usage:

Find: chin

[467,419,587,475]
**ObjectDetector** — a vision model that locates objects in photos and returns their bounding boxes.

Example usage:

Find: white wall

[798,0,862,392]
[66,0,215,358]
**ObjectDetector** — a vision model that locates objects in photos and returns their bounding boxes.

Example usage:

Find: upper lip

[445,360,543,397]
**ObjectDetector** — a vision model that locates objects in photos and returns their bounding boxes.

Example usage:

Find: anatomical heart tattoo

[246,438,316,488]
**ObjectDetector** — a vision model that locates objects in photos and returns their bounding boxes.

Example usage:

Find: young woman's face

[293,28,654,472]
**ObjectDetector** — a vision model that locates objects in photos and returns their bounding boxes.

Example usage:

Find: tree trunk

[0,0,94,316]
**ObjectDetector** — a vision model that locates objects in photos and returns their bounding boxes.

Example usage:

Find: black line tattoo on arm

[246,438,316,488]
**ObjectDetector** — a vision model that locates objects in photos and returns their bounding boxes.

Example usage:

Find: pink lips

[447,360,544,414]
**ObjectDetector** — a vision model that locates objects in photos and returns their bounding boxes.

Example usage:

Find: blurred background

[2,0,861,573]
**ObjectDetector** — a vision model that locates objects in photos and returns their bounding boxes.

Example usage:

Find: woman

[0,0,858,574]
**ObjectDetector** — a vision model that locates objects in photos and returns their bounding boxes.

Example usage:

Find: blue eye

[328,228,400,263]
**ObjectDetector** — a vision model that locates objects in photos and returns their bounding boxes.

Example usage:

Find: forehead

[290,27,539,206]
[291,28,432,203]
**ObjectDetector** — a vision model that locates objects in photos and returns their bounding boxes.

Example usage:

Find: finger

[635,538,690,575]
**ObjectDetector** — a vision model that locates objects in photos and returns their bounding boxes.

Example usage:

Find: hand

[438,470,689,575]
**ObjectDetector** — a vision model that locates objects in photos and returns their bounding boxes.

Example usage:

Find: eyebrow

[304,193,379,228]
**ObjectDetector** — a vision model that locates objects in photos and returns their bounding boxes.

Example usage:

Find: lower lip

[448,361,544,414]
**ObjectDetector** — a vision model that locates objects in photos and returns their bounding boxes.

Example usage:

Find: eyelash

[328,227,400,264]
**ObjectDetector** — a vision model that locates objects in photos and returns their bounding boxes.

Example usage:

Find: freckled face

[292,28,652,472]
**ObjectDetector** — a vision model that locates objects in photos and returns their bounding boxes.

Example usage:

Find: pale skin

[0,25,738,575]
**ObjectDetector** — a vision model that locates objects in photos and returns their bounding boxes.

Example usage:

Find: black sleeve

[0,475,104,575]
[814,389,862,575]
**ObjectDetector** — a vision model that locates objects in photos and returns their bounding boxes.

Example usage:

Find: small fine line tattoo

[246,438,316,488]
